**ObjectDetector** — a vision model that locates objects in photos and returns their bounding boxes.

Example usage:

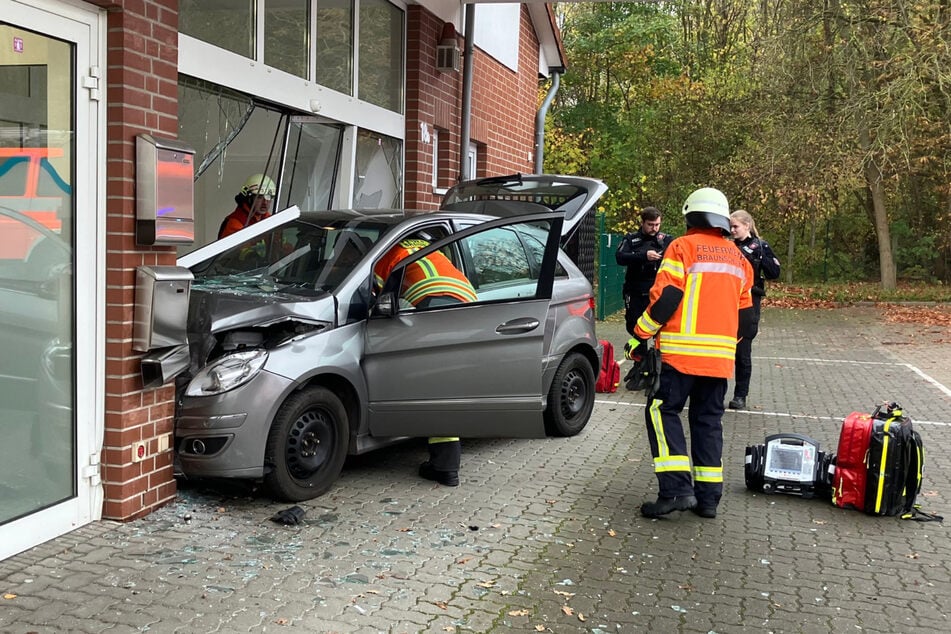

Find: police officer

[628,188,754,519]
[728,210,781,410]
[615,207,673,335]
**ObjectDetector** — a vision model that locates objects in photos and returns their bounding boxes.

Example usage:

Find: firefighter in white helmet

[626,187,755,519]
[218,174,278,239]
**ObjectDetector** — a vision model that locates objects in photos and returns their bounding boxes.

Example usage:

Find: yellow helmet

[239,174,276,199]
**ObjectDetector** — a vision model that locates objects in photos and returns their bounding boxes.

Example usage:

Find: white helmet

[682,187,730,234]
[239,173,277,199]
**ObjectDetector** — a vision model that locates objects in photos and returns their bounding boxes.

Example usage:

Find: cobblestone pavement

[2,306,949,633]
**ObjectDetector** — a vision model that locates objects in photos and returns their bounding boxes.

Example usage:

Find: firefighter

[627,187,754,519]
[727,209,781,410]
[373,235,478,486]
[615,207,673,335]
[218,174,277,239]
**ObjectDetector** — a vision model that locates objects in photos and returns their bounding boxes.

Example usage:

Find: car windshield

[189,219,391,295]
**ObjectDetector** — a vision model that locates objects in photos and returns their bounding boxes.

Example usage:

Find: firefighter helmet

[682,187,730,235]
[239,174,277,199]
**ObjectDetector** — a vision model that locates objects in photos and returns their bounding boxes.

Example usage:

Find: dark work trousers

[733,294,762,399]
[427,437,461,471]
[644,364,727,507]
[624,292,650,336]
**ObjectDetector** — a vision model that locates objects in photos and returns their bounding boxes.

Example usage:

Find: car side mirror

[373,291,397,317]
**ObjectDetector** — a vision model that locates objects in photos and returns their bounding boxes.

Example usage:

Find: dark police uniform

[732,236,781,402]
[615,229,673,335]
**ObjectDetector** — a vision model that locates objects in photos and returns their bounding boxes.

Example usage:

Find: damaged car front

[173,210,393,497]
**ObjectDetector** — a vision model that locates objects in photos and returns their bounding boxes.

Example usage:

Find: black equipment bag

[864,402,936,519]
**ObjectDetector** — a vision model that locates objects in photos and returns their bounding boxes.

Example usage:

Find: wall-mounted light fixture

[436,22,461,73]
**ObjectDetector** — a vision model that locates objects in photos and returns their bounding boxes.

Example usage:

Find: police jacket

[734,236,780,297]
[374,239,478,306]
[634,227,754,379]
[615,229,674,296]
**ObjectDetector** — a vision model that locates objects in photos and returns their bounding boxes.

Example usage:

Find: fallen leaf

[434,601,448,609]
[553,590,575,597]
[679,584,694,591]
[397,527,411,532]
[275,618,289,625]
[578,613,586,622]
[457,556,474,564]
[811,519,827,525]
[477,581,495,588]
[442,627,455,632]
[561,605,574,616]
[491,523,501,528]
[534,626,546,632]
[216,507,226,513]
[546,499,556,505]
[3,593,16,600]
[906,553,920,559]
[508,609,530,617]
[608,529,616,537]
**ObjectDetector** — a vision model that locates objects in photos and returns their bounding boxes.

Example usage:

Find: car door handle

[496,317,540,334]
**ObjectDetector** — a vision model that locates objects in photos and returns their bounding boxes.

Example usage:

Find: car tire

[544,351,595,437]
[264,386,349,502]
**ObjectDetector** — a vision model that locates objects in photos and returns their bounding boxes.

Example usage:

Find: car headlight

[185,349,268,397]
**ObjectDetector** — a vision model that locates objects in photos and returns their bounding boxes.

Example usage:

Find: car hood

[187,283,334,335]
[439,173,608,238]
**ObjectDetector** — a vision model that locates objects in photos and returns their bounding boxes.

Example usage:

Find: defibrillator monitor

[763,434,819,483]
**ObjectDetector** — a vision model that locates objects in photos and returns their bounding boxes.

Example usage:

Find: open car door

[363,212,564,438]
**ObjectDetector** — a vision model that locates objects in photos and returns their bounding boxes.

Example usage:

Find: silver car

[174,174,607,501]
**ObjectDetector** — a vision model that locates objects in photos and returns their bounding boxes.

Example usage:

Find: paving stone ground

[1,306,949,633]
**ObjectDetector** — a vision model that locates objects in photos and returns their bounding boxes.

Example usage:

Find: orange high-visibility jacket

[374,239,477,305]
[634,227,753,378]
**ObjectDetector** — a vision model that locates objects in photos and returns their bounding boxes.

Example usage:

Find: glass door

[0,0,102,561]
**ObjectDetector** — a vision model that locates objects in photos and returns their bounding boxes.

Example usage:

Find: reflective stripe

[636,311,662,336]
[658,259,684,279]
[647,398,669,456]
[688,261,748,280]
[654,455,691,472]
[682,272,702,333]
[693,465,723,483]
[429,437,459,444]
[405,278,478,304]
[873,418,893,513]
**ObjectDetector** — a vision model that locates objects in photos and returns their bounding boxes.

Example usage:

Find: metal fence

[596,213,625,321]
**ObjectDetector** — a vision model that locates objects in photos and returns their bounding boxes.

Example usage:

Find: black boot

[640,495,697,518]
[420,439,460,486]
[728,396,746,410]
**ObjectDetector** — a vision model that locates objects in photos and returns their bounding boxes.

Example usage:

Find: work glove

[624,336,647,361]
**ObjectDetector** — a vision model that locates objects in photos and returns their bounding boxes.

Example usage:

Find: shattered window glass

[178,76,285,252]
[353,129,402,209]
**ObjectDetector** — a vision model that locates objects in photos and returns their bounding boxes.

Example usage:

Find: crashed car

[173,174,607,501]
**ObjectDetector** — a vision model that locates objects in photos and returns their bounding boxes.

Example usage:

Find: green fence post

[596,214,626,321]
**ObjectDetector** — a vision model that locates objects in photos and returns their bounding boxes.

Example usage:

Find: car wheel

[264,386,349,502]
[544,351,595,437]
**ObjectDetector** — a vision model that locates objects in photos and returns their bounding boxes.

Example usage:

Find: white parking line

[601,355,951,427]
[756,356,951,399]
[596,399,950,427]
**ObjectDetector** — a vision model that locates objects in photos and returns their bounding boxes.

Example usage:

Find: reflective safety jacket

[374,239,478,305]
[634,227,753,378]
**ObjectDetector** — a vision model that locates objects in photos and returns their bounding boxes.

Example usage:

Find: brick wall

[405,5,541,210]
[89,0,180,520]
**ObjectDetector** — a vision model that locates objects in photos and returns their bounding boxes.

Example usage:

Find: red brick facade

[84,1,548,520]
[90,0,181,520]
[404,5,542,209]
